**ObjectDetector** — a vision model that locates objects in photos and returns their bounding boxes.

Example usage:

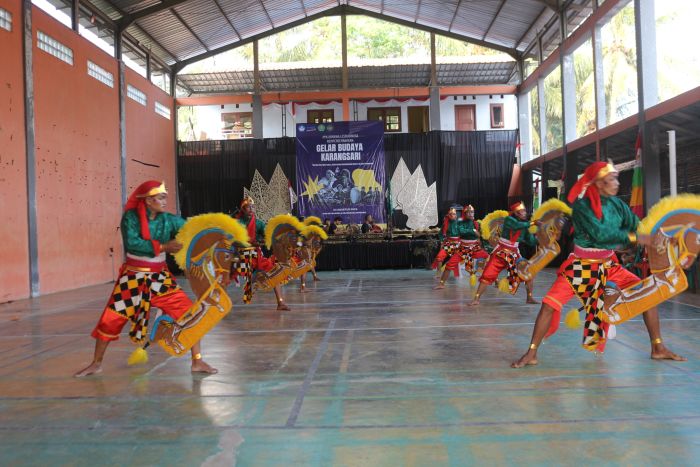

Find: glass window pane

[602,1,637,126]
[544,65,562,151]
[655,0,700,102]
[573,39,596,138]
[530,87,541,157]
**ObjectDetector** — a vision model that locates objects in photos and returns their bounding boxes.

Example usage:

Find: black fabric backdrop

[178,130,517,223]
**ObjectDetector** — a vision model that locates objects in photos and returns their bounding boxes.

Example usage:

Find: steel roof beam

[482,0,506,41]
[258,0,275,29]
[171,7,209,51]
[212,0,242,41]
[448,0,463,31]
[118,0,192,30]
[515,6,550,51]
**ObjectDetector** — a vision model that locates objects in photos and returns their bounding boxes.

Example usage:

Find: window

[490,104,504,128]
[37,31,73,65]
[222,112,252,139]
[87,60,114,88]
[308,109,334,124]
[155,101,171,120]
[367,107,401,132]
[127,84,147,106]
[0,7,11,31]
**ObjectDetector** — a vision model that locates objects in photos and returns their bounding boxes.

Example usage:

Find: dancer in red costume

[469,202,538,305]
[512,162,685,367]
[432,207,465,289]
[459,204,489,281]
[74,181,218,377]
[235,196,290,310]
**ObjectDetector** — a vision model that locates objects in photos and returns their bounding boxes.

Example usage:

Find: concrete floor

[1,268,700,466]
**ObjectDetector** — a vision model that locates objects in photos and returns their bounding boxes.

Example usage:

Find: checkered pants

[562,259,610,352]
[101,267,180,343]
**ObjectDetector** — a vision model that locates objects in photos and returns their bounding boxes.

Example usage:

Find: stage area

[1,269,700,465]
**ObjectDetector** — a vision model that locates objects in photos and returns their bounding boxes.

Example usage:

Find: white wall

[182,94,518,140]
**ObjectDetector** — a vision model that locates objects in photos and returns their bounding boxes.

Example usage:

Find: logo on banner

[298,125,306,132]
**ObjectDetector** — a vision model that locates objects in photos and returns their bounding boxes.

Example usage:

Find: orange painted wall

[125,68,176,214]
[32,8,122,294]
[0,0,30,301]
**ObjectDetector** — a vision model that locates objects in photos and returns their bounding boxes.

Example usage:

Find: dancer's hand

[162,240,183,253]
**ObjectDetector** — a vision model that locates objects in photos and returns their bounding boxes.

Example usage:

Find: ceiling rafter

[118,0,192,30]
[482,0,506,42]
[515,6,550,51]
[414,0,422,23]
[212,0,242,41]
[258,0,276,29]
[448,0,463,32]
[170,7,209,51]
[299,0,308,17]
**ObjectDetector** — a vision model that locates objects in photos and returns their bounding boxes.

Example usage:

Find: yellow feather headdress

[264,214,306,249]
[301,224,328,240]
[303,216,323,226]
[637,194,700,235]
[174,213,250,269]
[479,210,509,240]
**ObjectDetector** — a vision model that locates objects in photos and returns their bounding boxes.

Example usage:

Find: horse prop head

[174,213,251,299]
[265,214,306,265]
[480,210,509,247]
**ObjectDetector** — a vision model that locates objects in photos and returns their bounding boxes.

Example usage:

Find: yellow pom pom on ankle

[127,347,149,366]
[470,274,477,287]
[497,277,511,293]
[564,308,582,329]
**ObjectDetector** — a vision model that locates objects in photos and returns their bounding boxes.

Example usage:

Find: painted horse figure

[601,194,700,325]
[297,222,328,291]
[150,214,250,356]
[250,214,306,293]
[517,199,572,282]
[479,210,509,248]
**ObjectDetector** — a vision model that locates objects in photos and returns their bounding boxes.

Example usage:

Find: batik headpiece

[509,201,526,213]
[567,161,618,220]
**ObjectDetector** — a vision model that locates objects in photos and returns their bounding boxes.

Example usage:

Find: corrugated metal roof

[53,0,604,85]
[77,0,567,68]
[177,61,516,94]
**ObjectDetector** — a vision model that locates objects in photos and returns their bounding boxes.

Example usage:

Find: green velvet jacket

[440,219,462,240]
[459,220,480,240]
[121,209,185,257]
[572,195,639,249]
[501,215,536,246]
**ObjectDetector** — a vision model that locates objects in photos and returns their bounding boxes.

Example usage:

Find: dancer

[432,206,464,289]
[235,196,289,310]
[459,204,489,286]
[469,202,538,305]
[74,181,217,377]
[512,161,685,368]
[298,216,326,291]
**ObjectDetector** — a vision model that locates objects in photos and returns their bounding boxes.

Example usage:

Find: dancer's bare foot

[277,302,290,311]
[526,295,539,304]
[74,361,103,378]
[300,285,308,293]
[651,344,686,361]
[312,275,320,281]
[468,298,480,306]
[191,359,218,374]
[511,351,538,368]
[433,282,445,290]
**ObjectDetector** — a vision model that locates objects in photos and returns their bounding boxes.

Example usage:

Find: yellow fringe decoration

[265,214,306,249]
[127,347,149,366]
[470,274,477,286]
[637,194,700,235]
[174,213,250,269]
[301,224,328,240]
[497,277,511,293]
[480,210,509,240]
[303,216,323,226]
[564,308,582,329]
[529,198,572,233]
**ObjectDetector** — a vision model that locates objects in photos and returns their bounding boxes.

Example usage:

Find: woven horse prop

[149,214,250,357]
[249,214,306,293]
[479,210,509,249]
[601,194,700,325]
[297,223,328,272]
[517,199,572,282]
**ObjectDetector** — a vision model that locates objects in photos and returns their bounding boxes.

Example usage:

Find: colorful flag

[630,132,644,218]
